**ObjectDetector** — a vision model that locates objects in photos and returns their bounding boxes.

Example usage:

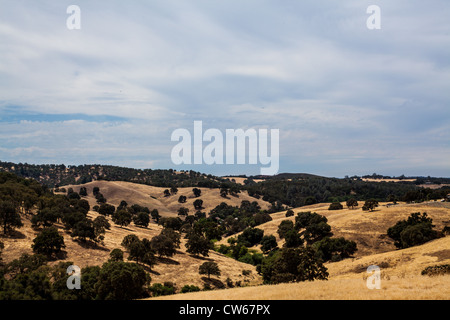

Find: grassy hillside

[152,200,450,299]
[1,203,262,290]
[1,171,449,300]
[217,201,450,257]
[57,180,271,217]
[152,231,450,300]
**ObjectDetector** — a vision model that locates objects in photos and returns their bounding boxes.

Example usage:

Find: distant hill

[251,172,324,180]
[2,160,449,210]
[0,161,225,188]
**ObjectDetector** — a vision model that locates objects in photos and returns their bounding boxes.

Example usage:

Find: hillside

[152,238,450,300]
[1,170,449,300]
[217,201,450,257]
[57,180,271,217]
[1,199,263,290]
[152,202,450,300]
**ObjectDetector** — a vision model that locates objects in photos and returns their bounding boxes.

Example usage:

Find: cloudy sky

[0,0,449,177]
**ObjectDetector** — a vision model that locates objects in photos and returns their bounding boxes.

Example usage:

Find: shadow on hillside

[142,265,160,275]
[156,256,180,265]
[74,239,109,251]
[0,229,26,240]
[188,254,214,261]
[114,226,134,232]
[201,277,225,289]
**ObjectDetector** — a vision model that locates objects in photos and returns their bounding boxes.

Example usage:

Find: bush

[387,212,438,249]
[328,202,343,210]
[312,237,357,262]
[149,283,176,297]
[285,209,294,217]
[95,261,150,300]
[180,285,201,293]
[237,227,264,247]
[277,220,295,239]
[260,247,328,284]
[32,226,66,257]
[421,264,450,276]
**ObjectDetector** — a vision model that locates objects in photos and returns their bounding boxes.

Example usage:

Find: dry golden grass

[361,178,417,183]
[221,177,265,185]
[152,275,450,300]
[151,236,450,300]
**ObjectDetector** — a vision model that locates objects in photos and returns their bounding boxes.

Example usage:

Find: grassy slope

[154,201,450,300]
[2,180,272,289]
[60,180,271,217]
[2,179,449,299]
[152,235,450,300]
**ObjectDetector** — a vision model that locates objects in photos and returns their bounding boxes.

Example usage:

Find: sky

[0,0,449,177]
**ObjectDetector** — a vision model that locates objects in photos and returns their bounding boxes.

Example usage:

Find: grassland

[2,180,449,299]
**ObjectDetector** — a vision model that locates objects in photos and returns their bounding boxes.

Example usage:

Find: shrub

[277,220,295,239]
[387,212,438,249]
[328,202,343,210]
[180,285,201,293]
[421,264,450,276]
[285,209,294,217]
[199,261,221,279]
[312,237,357,262]
[149,282,176,297]
[260,247,328,284]
[32,226,65,257]
[109,248,124,262]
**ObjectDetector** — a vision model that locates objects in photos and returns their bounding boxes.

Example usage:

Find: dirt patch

[425,250,450,262]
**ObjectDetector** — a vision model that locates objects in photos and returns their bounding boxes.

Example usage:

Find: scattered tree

[346,198,358,209]
[193,199,203,210]
[32,226,65,258]
[362,199,379,212]
[112,210,132,228]
[199,261,221,279]
[328,202,343,210]
[0,200,23,234]
[178,195,187,203]
[192,188,202,197]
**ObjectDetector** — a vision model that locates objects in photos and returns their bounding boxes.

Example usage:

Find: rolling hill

[152,201,450,300]
[1,174,449,299]
[57,180,271,217]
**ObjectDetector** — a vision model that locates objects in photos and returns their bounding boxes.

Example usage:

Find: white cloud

[0,0,449,176]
